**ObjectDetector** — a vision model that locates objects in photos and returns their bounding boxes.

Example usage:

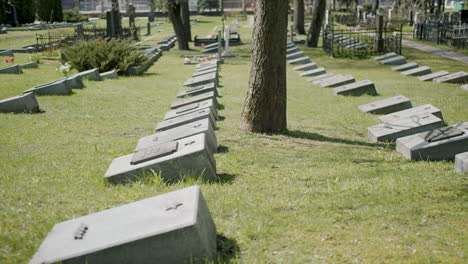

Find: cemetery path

[402,39,468,64]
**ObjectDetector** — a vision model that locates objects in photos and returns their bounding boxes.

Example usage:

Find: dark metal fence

[414,20,468,49]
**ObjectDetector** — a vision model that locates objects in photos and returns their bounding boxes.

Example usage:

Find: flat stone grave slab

[358,95,412,114]
[461,84,468,91]
[300,67,326,77]
[455,152,468,173]
[183,72,217,87]
[379,104,443,123]
[396,122,468,160]
[433,71,468,84]
[73,68,101,81]
[293,62,317,71]
[105,134,217,183]
[136,118,217,154]
[24,79,72,95]
[0,64,22,74]
[192,68,217,78]
[401,66,432,76]
[177,83,217,98]
[204,42,220,49]
[287,46,300,54]
[380,56,406,65]
[63,75,84,89]
[288,56,310,65]
[195,64,218,72]
[374,52,398,61]
[196,61,218,70]
[0,92,40,113]
[164,99,218,120]
[19,61,38,69]
[100,70,118,79]
[368,113,444,142]
[286,51,305,60]
[29,185,217,264]
[320,75,355,88]
[0,50,13,56]
[201,47,219,54]
[156,108,216,132]
[171,91,218,109]
[417,70,449,81]
[311,74,338,84]
[333,80,377,96]
[307,73,335,83]
[391,62,418,72]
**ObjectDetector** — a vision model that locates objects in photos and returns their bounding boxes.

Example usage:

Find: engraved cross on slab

[131,141,178,165]
[420,126,465,142]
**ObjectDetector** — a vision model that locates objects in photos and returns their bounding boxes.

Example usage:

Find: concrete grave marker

[300,67,326,77]
[177,83,217,98]
[455,152,468,173]
[288,56,310,65]
[320,75,355,88]
[391,62,418,72]
[184,72,218,87]
[29,185,217,264]
[0,50,13,56]
[368,113,444,142]
[164,99,218,120]
[433,71,468,84]
[202,47,219,54]
[63,75,84,89]
[136,119,217,154]
[417,70,449,81]
[401,66,431,76]
[358,95,412,114]
[396,122,468,160]
[287,46,300,54]
[306,73,335,83]
[72,68,101,81]
[286,51,305,60]
[0,92,39,113]
[374,52,397,61]
[204,42,220,49]
[100,70,118,79]
[378,104,443,123]
[105,134,217,183]
[196,64,218,72]
[380,56,406,65]
[333,80,377,96]
[19,61,38,69]
[0,64,22,74]
[24,79,72,95]
[156,108,216,132]
[171,91,218,109]
[311,74,338,84]
[192,68,217,78]
[293,62,317,71]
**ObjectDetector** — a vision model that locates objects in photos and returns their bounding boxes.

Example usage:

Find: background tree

[167,0,189,50]
[372,0,380,14]
[294,0,305,34]
[180,0,192,41]
[306,0,326,47]
[12,0,35,24]
[37,0,63,22]
[240,0,288,133]
[0,0,6,24]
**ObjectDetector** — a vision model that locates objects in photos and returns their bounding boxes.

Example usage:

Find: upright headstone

[375,14,384,52]
[325,9,329,25]
[222,26,232,57]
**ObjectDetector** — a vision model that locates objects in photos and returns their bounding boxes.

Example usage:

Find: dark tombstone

[461,10,468,23]
[106,0,123,39]
[6,2,19,27]
[128,4,136,28]
[375,14,384,52]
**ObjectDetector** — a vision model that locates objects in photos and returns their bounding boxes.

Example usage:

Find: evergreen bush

[63,8,88,22]
[61,39,147,74]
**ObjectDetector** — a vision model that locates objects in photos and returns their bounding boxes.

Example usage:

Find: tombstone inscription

[333,80,377,96]
[358,95,412,114]
[378,104,443,123]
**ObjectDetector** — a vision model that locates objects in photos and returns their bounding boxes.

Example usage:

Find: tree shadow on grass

[217,145,229,153]
[216,234,240,263]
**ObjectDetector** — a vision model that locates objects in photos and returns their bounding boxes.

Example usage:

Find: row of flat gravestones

[286,42,468,173]
[326,33,368,50]
[376,52,468,91]
[30,60,223,263]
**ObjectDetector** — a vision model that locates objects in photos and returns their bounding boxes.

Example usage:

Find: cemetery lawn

[1,17,467,263]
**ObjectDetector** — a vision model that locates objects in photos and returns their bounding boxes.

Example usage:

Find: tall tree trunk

[242,0,246,14]
[306,0,326,47]
[180,0,192,41]
[294,0,305,34]
[240,0,288,133]
[373,0,380,14]
[167,0,189,50]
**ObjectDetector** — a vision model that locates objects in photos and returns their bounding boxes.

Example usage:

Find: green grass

[1,16,467,263]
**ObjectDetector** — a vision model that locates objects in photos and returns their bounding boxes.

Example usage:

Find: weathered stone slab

[0,92,40,113]
[201,47,219,54]
[29,185,217,263]
[136,119,217,154]
[287,56,310,65]
[320,75,355,88]
[19,61,38,69]
[391,62,418,72]
[374,52,397,61]
[204,42,220,49]
[73,68,101,81]
[24,79,72,95]
[358,95,412,114]
[0,50,13,56]
[401,66,432,76]
[105,134,217,183]
[287,46,300,54]
[63,75,84,89]
[192,67,217,78]
[333,80,377,96]
[100,70,118,79]
[417,70,449,81]
[156,108,216,132]
[177,83,217,98]
[183,72,217,87]
[165,99,218,120]
[307,73,335,83]
[195,64,218,72]
[455,152,468,173]
[196,60,218,70]
[380,56,406,65]
[368,113,444,142]
[300,67,326,77]
[0,64,22,74]
[379,104,443,123]
[171,91,218,109]
[293,62,317,71]
[433,71,468,84]
[396,122,468,160]
[286,51,305,60]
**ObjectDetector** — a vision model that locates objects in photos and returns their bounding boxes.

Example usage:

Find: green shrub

[63,8,89,22]
[362,2,373,13]
[61,39,147,74]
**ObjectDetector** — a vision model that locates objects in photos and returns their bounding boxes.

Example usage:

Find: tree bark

[167,0,189,50]
[240,0,288,133]
[294,0,305,34]
[180,0,192,41]
[306,0,326,47]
